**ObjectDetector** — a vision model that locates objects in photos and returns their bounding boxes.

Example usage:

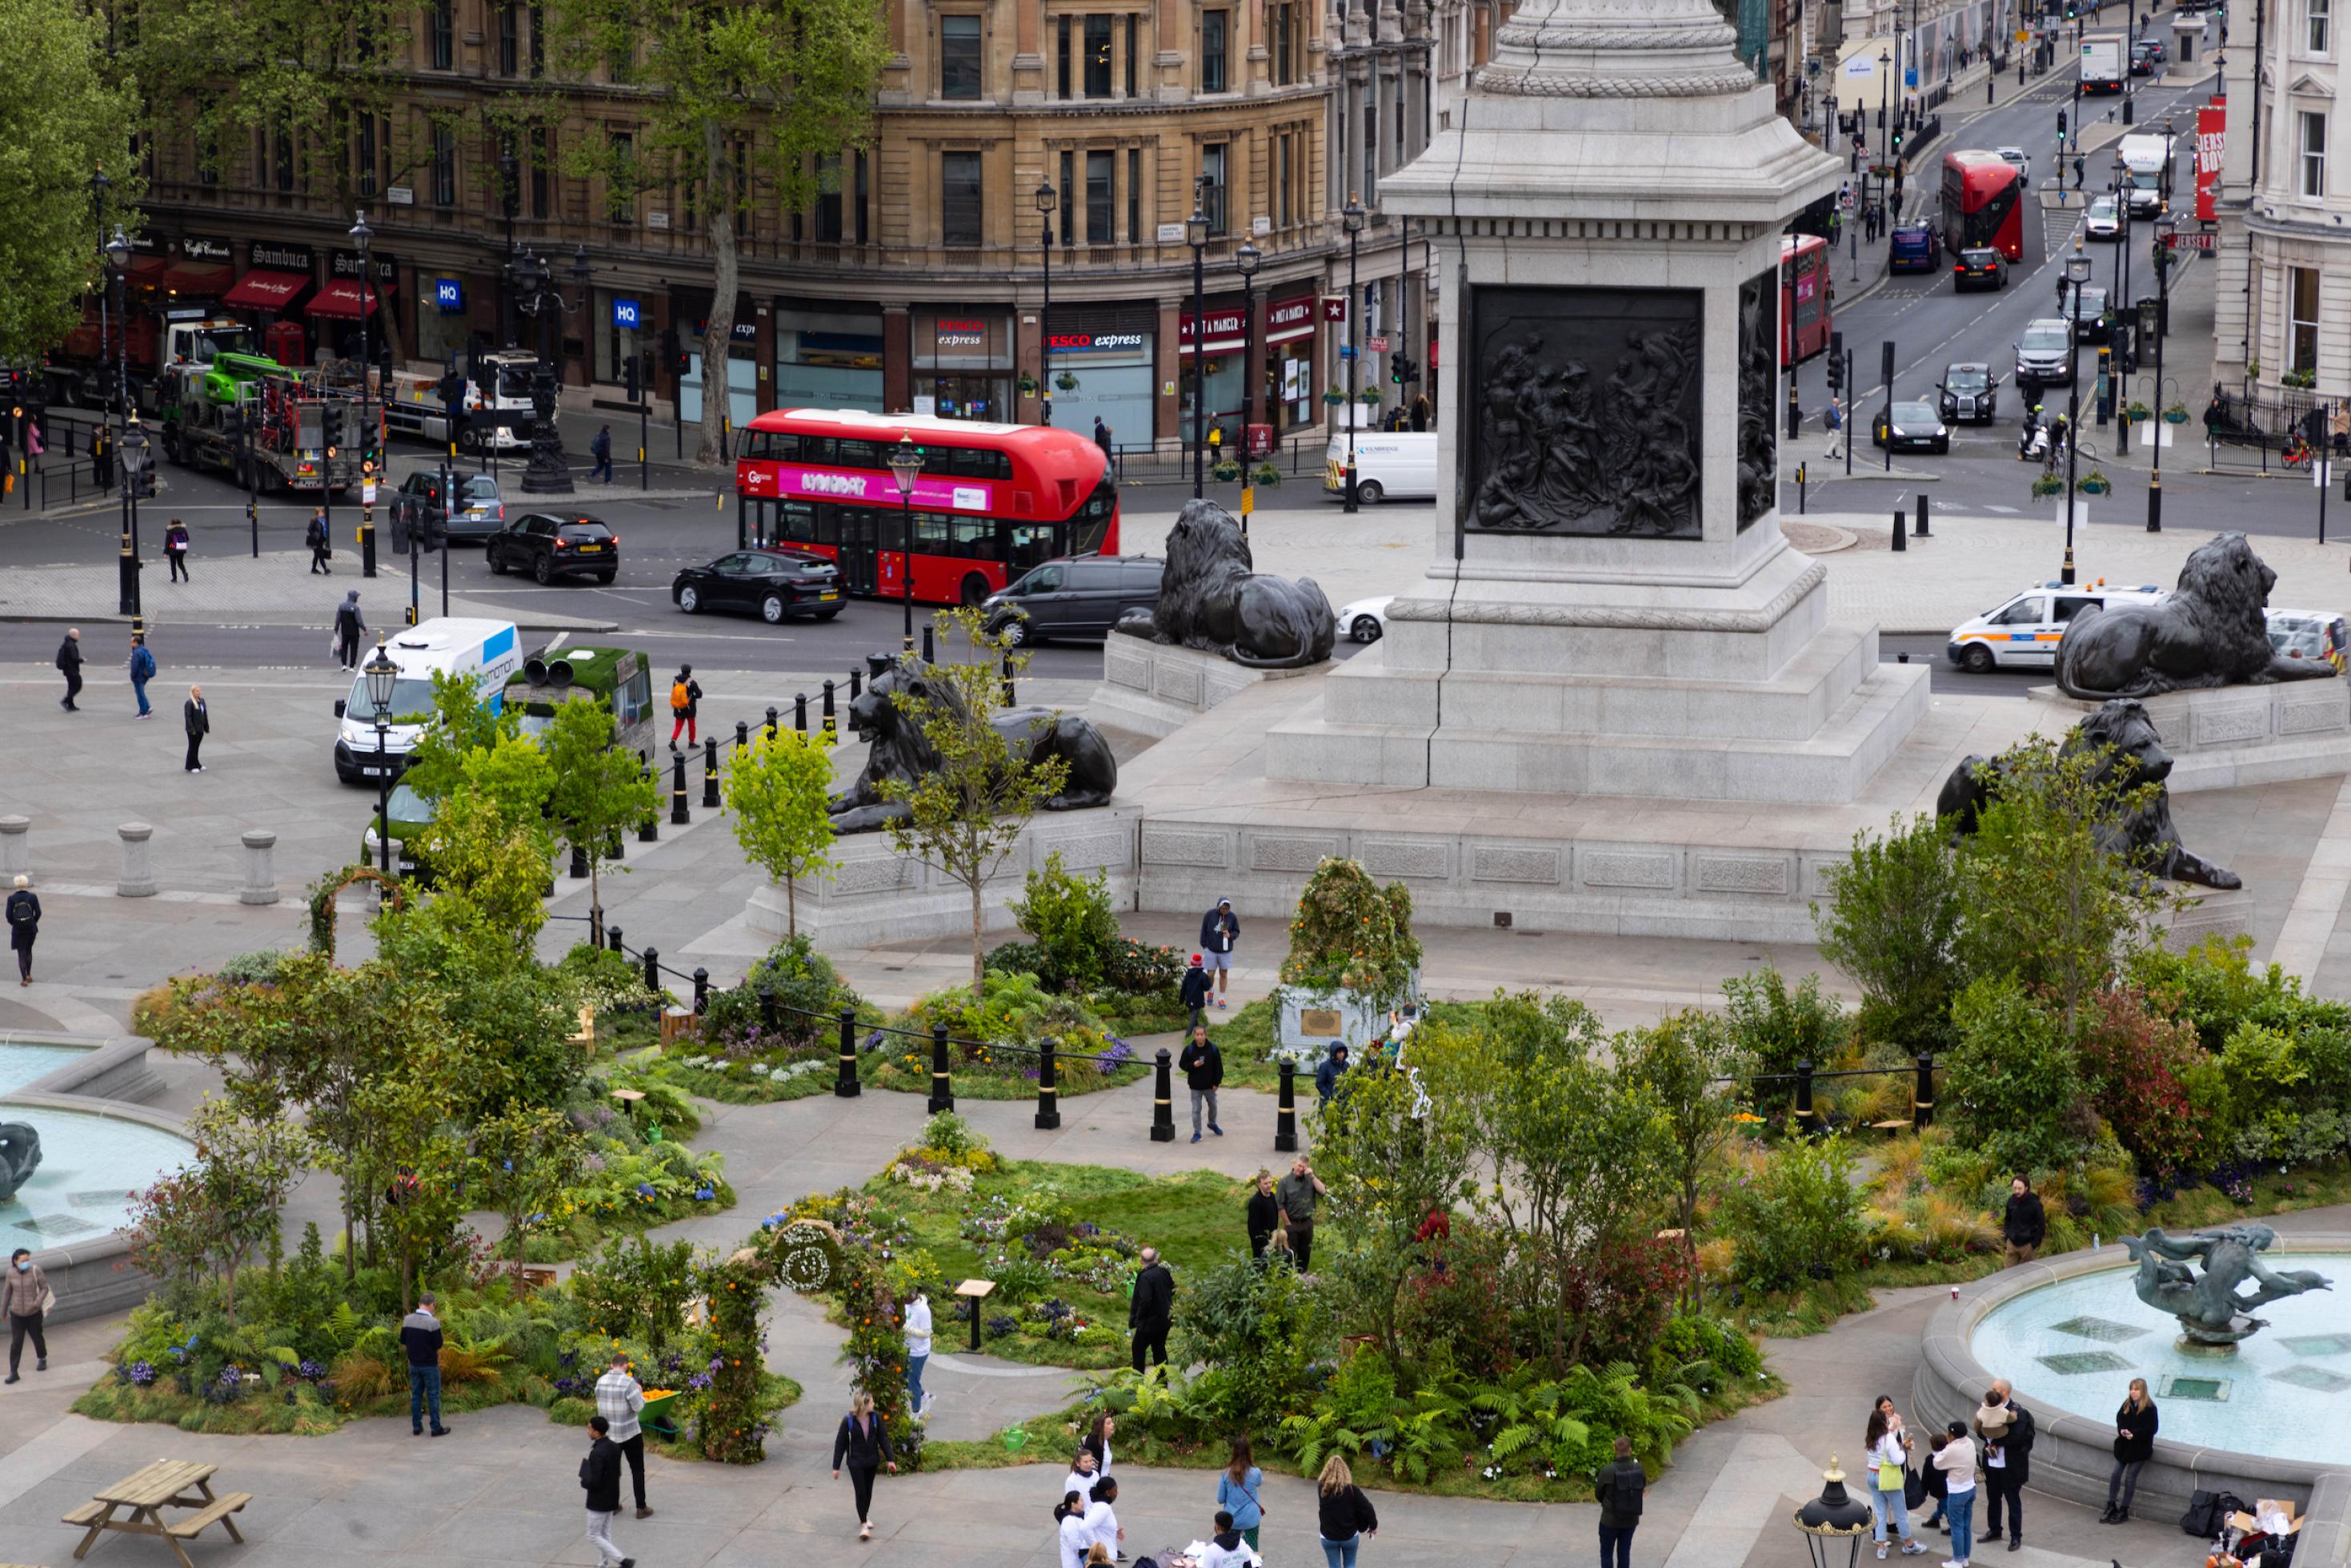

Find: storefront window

[915,308,1011,422]
[776,301,884,413]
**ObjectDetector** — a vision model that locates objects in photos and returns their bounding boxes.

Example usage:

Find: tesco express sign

[1046,330,1147,354]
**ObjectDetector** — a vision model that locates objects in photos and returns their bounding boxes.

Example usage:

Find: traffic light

[322,402,346,452]
[2057,108,2069,136]
[623,353,641,399]
[1891,126,1904,156]
[1827,331,1845,393]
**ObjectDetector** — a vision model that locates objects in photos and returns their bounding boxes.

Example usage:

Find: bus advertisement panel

[1940,150,2025,261]
[1780,233,1831,366]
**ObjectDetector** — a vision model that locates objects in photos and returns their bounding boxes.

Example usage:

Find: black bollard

[848,667,863,701]
[835,1006,862,1098]
[671,751,690,826]
[1891,506,1908,552]
[922,623,936,664]
[768,704,782,738]
[735,720,750,752]
[1001,654,1016,706]
[570,842,588,879]
[1275,1060,1299,1153]
[606,925,622,958]
[639,762,659,842]
[1915,493,1931,536]
[1914,1054,1936,1130]
[759,984,779,1035]
[792,694,807,734]
[642,945,660,996]
[1150,1048,1177,1142]
[703,737,721,807]
[1794,1058,1816,1122]
[1035,1035,1062,1130]
[927,1023,955,1113]
[821,681,837,745]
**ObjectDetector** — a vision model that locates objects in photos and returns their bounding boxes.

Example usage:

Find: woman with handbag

[6,1246,52,1382]
[1864,1396,1930,1558]
[2101,1378,2159,1524]
[1218,1435,1265,1550]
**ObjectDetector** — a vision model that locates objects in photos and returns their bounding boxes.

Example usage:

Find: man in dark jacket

[1128,1246,1175,1370]
[1180,953,1213,1030]
[1179,1024,1224,1143]
[1977,1378,2035,1550]
[1593,1435,1644,1567]
[307,509,333,574]
[591,424,614,483]
[1093,417,1114,458]
[1314,1043,1350,1106]
[2001,1176,2046,1267]
[183,686,210,774]
[6,876,38,986]
[581,1415,632,1568]
[1200,897,1239,1009]
[334,591,366,670]
[55,629,82,711]
[399,1292,448,1436]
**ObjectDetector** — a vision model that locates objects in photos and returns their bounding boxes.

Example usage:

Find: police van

[332,617,523,783]
[1945,582,2164,674]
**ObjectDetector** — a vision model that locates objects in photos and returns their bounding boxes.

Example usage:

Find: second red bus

[1940,150,2025,262]
[1780,233,1832,366]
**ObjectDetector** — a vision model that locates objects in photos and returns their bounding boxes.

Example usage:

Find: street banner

[2196,103,2225,222]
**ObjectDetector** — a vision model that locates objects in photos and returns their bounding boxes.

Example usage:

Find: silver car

[2015,319,2075,387]
[1996,146,2031,187]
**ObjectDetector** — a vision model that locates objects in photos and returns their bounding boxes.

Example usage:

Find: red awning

[306,279,380,319]
[223,270,310,310]
[160,261,234,298]
[126,254,169,286]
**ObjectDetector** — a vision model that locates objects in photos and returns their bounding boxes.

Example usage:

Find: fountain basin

[1917,1238,2351,1566]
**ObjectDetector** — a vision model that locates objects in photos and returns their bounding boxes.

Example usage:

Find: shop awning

[306,279,380,319]
[1177,306,1248,356]
[161,261,234,298]
[223,270,310,310]
[1265,297,1319,345]
[126,254,169,287]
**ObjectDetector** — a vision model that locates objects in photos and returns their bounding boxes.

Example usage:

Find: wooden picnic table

[62,1459,250,1568]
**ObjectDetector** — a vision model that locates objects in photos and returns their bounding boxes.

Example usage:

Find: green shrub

[1174,1253,1333,1432]
[1718,1137,1867,1293]
[1813,814,1963,1054]
[701,935,862,1050]
[1720,967,1849,1114]
[1009,852,1122,991]
[1647,1314,1762,1389]
[1946,974,2086,1171]
[214,949,290,986]
[557,941,664,1012]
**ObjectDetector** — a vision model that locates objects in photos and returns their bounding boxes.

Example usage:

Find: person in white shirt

[1200,1510,1261,1568]
[1083,1475,1123,1558]
[904,1290,934,1418]
[1057,1493,1095,1568]
[1932,1424,1977,1568]
[1060,1447,1102,1507]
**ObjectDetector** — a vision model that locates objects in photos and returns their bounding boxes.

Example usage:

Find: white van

[333,617,523,784]
[1323,432,1438,503]
[1945,581,2164,673]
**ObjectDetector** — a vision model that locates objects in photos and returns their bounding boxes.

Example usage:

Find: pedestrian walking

[1058,1493,1095,1568]
[56,627,83,711]
[1315,1456,1378,1568]
[1594,1434,1647,1568]
[669,665,702,750]
[1181,952,1213,1030]
[6,876,38,986]
[90,426,111,489]
[1218,1436,1266,1551]
[1059,1446,1103,1506]
[1973,1379,2033,1552]
[1245,1169,1280,1260]
[183,686,210,772]
[1202,1511,1260,1568]
[904,1287,933,1418]
[830,1388,897,1540]
[164,518,191,582]
[306,508,334,574]
[1082,1475,1123,1559]
[595,1350,654,1518]
[1199,897,1239,1006]
[2101,1378,2157,1524]
[1314,1042,1351,1107]
[591,424,614,483]
[1082,1413,1116,1475]
[400,1291,449,1436]
[1180,1023,1224,1142]
[1864,1396,1928,1558]
[1935,1422,1978,1566]
[2000,1177,2045,1267]
[1411,394,1430,433]
[580,1415,635,1568]
[1129,1250,1173,1370]
[128,633,155,718]
[334,590,366,670]
[1278,1154,1327,1270]
[6,1246,54,1383]
[1094,417,1115,460]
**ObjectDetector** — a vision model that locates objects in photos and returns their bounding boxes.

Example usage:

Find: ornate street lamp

[1341,196,1367,514]
[364,642,401,874]
[2062,247,2093,585]
[1235,238,1262,528]
[1188,186,1212,498]
[1789,1453,1874,1568]
[106,226,141,621]
[1035,181,1058,426]
[888,433,922,654]
[514,245,579,494]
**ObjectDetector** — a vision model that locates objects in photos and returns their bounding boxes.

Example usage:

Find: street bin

[2138,297,2161,347]
[1248,422,1274,458]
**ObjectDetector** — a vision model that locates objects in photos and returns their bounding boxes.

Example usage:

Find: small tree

[472,1104,588,1268]
[723,727,839,938]
[1009,851,1121,990]
[1814,812,1964,1052]
[544,696,662,929]
[401,667,526,804]
[128,1100,310,1320]
[419,738,558,953]
[1624,1010,1749,1306]
[876,614,1070,996]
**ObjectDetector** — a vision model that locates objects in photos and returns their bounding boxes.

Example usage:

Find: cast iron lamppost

[515,244,586,494]
[1188,181,1211,499]
[1035,180,1057,426]
[2062,246,2092,585]
[1789,1454,1874,1568]
[1341,195,1367,513]
[1235,237,1262,531]
[2150,154,2176,533]
[106,226,144,623]
[889,433,921,654]
[351,210,380,593]
[1877,47,1892,220]
[364,640,399,874]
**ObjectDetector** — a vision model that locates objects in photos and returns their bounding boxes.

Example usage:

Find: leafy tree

[402,668,526,804]
[416,738,558,953]
[0,0,140,362]
[1009,851,1120,990]
[1172,1252,1333,1431]
[351,1049,467,1310]
[472,1105,587,1266]
[1945,974,2087,1172]
[876,616,1071,996]
[1719,966,1849,1114]
[545,0,885,462]
[1624,1010,1748,1305]
[543,694,662,929]
[128,1099,311,1320]
[1814,812,1964,1052]
[723,727,838,937]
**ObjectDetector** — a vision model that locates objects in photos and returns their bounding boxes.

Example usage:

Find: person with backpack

[127,633,155,718]
[830,1387,896,1540]
[163,518,191,582]
[669,665,702,750]
[1594,1434,1646,1567]
[6,876,39,987]
[333,590,366,670]
[1181,953,1213,1031]
[307,508,334,574]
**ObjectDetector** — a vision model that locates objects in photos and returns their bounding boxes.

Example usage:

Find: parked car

[358,783,438,882]
[2085,194,2124,240]
[2130,38,2165,72]
[671,546,843,623]
[981,554,1163,644]
[1872,400,1950,454]
[1997,146,2031,187]
[1334,594,1396,644]
[1888,222,1941,273]
[487,512,619,584]
[1954,246,2009,291]
[2016,318,2076,387]
[395,470,505,543]
[1937,362,2001,425]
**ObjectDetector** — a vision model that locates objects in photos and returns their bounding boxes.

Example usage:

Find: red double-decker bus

[1940,150,2025,262]
[1780,233,1832,366]
[734,410,1120,606]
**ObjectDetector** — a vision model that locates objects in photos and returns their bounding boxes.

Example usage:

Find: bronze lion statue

[0,1120,40,1205]
[1115,499,1335,668]
[2055,532,2337,699]
[826,658,1118,834]
[1934,698,2240,888]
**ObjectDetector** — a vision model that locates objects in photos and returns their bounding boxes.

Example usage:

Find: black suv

[488,512,619,584]
[671,547,843,624]
[982,555,1163,644]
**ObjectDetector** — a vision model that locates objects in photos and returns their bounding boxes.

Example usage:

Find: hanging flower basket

[1252,462,1282,486]
[1016,374,1039,395]
[1322,389,1347,406]
[1054,371,1080,392]
[2078,471,2111,494]
[1356,388,1384,406]
[2031,475,2065,498]
[1212,459,1242,483]
[2164,404,2189,423]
